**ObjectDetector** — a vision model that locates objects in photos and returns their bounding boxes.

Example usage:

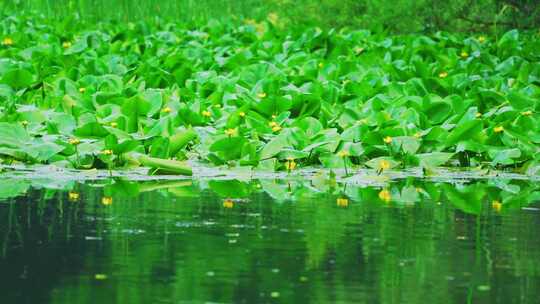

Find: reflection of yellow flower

[2,37,13,46]
[257,92,267,99]
[272,125,282,132]
[223,199,234,208]
[478,36,486,43]
[383,136,392,144]
[337,150,350,158]
[521,110,533,116]
[62,41,72,48]
[69,138,81,146]
[379,159,391,170]
[95,274,108,280]
[460,51,469,58]
[494,126,504,133]
[68,191,80,202]
[224,128,237,137]
[285,158,296,171]
[336,198,349,207]
[101,196,113,206]
[492,200,502,212]
[202,110,211,117]
[378,189,391,202]
[239,111,246,117]
[101,149,113,155]
[438,71,448,79]
[162,107,172,113]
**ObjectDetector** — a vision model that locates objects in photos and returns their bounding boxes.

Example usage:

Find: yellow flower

[21,120,29,127]
[101,149,113,155]
[69,138,81,146]
[475,112,482,118]
[378,159,391,170]
[413,132,422,139]
[271,114,277,119]
[223,199,234,208]
[492,200,502,212]
[285,158,296,171]
[478,36,486,43]
[62,41,72,48]
[68,191,80,202]
[494,126,504,133]
[110,122,118,128]
[202,110,211,117]
[378,189,391,202]
[79,87,86,93]
[354,46,364,55]
[213,104,221,108]
[460,51,469,58]
[383,136,392,144]
[2,37,13,46]
[438,71,448,79]
[239,111,246,117]
[272,125,282,132]
[94,274,108,280]
[318,62,324,68]
[162,106,172,113]
[267,12,279,25]
[101,196,113,206]
[521,110,533,116]
[224,128,237,136]
[336,198,349,207]
[415,187,423,193]
[269,121,278,127]
[257,92,267,99]
[337,150,350,158]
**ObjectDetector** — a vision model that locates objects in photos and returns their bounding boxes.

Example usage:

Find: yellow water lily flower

[494,126,504,133]
[378,189,391,202]
[285,158,296,171]
[267,12,279,25]
[413,132,422,139]
[101,149,113,155]
[318,62,324,68]
[223,199,234,208]
[478,36,486,43]
[95,274,108,280]
[68,191,80,202]
[79,87,86,93]
[257,92,267,98]
[69,138,81,146]
[101,196,113,206]
[492,200,502,212]
[202,110,212,117]
[62,41,72,48]
[269,121,278,127]
[383,136,392,144]
[2,37,13,46]
[354,46,364,55]
[239,111,246,117]
[225,128,237,136]
[521,110,533,116]
[21,120,29,127]
[161,106,172,113]
[336,198,349,207]
[460,51,469,58]
[110,122,118,128]
[475,112,482,118]
[438,71,448,79]
[337,150,350,158]
[379,159,391,170]
[272,125,282,132]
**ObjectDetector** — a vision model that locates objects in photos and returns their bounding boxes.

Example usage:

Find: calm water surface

[0,177,539,303]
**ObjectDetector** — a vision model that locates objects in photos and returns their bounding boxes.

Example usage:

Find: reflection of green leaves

[209,180,249,198]
[0,180,30,200]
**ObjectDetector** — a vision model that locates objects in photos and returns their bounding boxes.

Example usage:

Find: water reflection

[0,177,539,303]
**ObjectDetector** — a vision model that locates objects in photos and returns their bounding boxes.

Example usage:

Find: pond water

[0,176,539,303]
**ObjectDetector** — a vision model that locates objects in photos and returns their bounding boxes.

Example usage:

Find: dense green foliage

[1,13,540,174]
[3,0,540,32]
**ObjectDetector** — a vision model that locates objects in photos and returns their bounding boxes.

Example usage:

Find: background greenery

[2,0,539,32]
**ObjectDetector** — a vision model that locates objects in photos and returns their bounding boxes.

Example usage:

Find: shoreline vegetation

[1,12,540,177]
